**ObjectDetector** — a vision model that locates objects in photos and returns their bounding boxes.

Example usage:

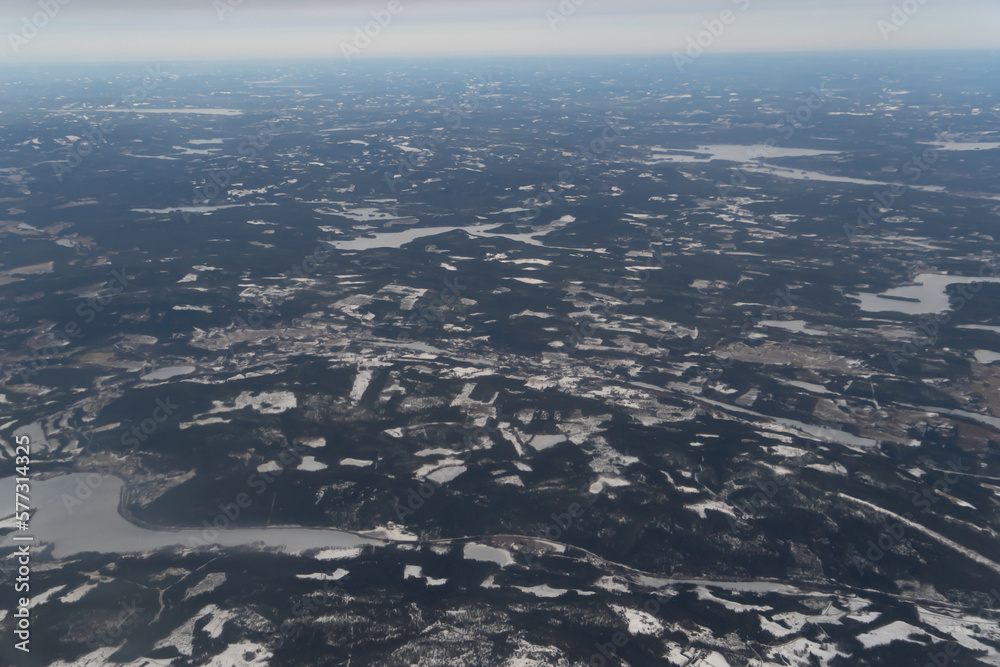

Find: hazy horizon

[3,0,998,64]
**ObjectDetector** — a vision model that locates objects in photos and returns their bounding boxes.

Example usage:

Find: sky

[2,0,998,64]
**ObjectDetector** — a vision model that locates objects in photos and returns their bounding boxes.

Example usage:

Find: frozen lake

[647,145,841,164]
[141,365,196,381]
[923,141,1000,151]
[104,108,243,115]
[0,474,381,559]
[851,274,1000,315]
[325,218,578,251]
[326,225,500,250]
[133,203,277,214]
[975,350,1000,364]
[758,320,826,336]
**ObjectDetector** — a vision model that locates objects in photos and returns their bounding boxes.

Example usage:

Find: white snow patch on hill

[341,458,373,467]
[183,572,226,601]
[202,641,272,666]
[611,604,663,635]
[59,582,98,604]
[857,621,928,649]
[685,500,736,519]
[350,369,375,402]
[514,584,567,598]
[297,456,328,471]
[464,543,514,567]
